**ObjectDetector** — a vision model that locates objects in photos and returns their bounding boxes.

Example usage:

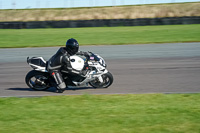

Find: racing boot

[56,88,65,93]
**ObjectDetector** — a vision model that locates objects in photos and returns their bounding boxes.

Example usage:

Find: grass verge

[0,93,200,133]
[0,24,200,48]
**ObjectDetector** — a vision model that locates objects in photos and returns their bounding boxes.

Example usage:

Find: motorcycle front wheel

[25,70,50,91]
[89,72,113,88]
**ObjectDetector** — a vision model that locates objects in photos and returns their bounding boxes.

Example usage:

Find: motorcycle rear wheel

[89,72,113,88]
[25,70,50,91]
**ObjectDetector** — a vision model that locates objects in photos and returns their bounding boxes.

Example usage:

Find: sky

[0,0,199,9]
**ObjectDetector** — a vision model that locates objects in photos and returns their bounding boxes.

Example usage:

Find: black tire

[25,70,50,91]
[89,72,113,88]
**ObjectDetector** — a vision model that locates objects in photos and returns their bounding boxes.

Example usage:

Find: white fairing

[70,56,84,71]
[28,57,47,72]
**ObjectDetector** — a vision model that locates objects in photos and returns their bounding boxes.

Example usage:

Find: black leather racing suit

[48,47,88,90]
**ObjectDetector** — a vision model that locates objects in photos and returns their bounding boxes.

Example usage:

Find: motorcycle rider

[48,38,89,93]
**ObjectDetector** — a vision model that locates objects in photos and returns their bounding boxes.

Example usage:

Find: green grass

[0,24,200,48]
[0,94,200,133]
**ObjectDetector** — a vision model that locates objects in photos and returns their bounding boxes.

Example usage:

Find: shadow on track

[7,86,94,93]
[7,88,34,91]
[7,87,55,92]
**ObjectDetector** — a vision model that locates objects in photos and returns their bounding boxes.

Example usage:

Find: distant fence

[0,16,200,29]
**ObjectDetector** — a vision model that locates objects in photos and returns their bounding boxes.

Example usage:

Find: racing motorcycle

[25,52,113,91]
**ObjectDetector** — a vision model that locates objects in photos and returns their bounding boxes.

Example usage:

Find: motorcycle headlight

[99,58,106,67]
[95,54,107,67]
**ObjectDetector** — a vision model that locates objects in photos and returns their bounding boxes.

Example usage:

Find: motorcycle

[25,52,113,91]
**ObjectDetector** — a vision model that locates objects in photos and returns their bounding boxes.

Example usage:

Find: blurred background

[0,0,200,22]
[1,0,200,9]
[0,0,199,28]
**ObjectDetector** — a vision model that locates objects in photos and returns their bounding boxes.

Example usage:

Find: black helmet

[66,38,79,55]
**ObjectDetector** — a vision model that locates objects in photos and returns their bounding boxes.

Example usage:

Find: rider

[48,38,89,93]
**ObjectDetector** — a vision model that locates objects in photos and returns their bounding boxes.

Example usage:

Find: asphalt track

[0,43,200,97]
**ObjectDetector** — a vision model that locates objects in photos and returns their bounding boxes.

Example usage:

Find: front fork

[96,69,108,83]
[73,69,108,86]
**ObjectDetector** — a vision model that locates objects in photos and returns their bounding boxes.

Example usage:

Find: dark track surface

[0,43,200,97]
